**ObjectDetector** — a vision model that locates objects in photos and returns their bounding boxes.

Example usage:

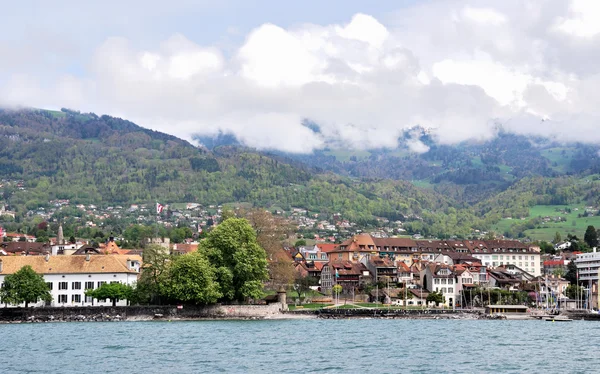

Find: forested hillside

[0,108,484,236]
[2,108,599,240]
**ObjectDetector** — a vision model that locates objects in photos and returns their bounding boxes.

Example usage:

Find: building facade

[0,254,141,307]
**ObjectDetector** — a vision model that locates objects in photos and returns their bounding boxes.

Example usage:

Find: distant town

[0,196,597,314]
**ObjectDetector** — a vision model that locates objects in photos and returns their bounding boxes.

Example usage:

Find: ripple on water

[1,320,598,374]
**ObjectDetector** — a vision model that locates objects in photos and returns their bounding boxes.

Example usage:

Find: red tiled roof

[316,243,338,253]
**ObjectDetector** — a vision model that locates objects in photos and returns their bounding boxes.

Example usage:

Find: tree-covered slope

[0,108,483,236]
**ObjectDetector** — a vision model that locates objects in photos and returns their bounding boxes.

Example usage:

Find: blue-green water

[0,319,597,373]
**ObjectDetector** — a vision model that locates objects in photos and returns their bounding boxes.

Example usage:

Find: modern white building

[575,250,600,282]
[0,254,141,307]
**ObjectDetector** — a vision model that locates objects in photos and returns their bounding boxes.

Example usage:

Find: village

[0,215,597,316]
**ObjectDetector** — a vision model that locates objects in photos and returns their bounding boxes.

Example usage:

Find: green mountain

[2,108,599,241]
[0,108,483,237]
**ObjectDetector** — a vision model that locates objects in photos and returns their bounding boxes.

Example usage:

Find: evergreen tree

[565,261,578,285]
[584,225,598,248]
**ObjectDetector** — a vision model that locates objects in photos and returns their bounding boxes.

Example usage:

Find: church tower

[57,224,64,245]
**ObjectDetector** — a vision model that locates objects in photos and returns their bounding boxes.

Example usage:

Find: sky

[2,0,600,153]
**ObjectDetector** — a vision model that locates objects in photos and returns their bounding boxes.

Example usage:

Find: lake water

[1,319,596,373]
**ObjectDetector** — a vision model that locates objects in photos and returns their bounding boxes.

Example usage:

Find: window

[85,296,93,303]
[46,282,53,290]
[85,282,94,290]
[448,279,453,285]
[531,256,535,260]
[441,279,447,284]
[58,295,68,303]
[71,294,81,303]
[518,256,522,260]
[338,253,343,259]
[512,256,516,260]
[97,281,106,288]
[531,262,535,267]
[72,282,81,290]
[59,282,68,290]
[448,288,453,294]
[110,281,119,284]
[434,279,440,284]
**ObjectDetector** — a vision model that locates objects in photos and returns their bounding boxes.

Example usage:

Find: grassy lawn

[356,303,381,308]
[493,203,600,241]
[289,303,332,310]
[541,147,576,173]
[411,180,434,190]
[324,150,371,162]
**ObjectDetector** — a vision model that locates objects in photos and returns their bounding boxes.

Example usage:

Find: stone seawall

[0,303,286,323]
[289,308,494,319]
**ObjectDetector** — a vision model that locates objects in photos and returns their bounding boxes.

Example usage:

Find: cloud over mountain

[3,1,600,152]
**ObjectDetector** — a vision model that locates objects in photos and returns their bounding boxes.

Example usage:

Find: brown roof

[369,255,395,268]
[316,243,338,253]
[328,261,368,276]
[0,255,141,275]
[339,234,376,251]
[372,237,417,248]
[0,242,50,255]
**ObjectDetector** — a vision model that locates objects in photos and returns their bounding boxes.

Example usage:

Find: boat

[543,317,573,322]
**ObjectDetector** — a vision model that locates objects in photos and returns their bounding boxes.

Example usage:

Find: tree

[332,284,342,298]
[294,275,318,302]
[0,266,52,307]
[426,291,445,307]
[69,235,76,244]
[294,239,307,247]
[565,261,578,285]
[239,209,295,287]
[164,252,221,305]
[584,225,598,248]
[136,244,171,304]
[553,232,562,244]
[85,282,133,307]
[552,268,565,278]
[565,284,584,300]
[202,218,269,302]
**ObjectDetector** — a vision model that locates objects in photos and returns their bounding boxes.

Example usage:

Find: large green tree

[584,225,598,248]
[164,252,221,305]
[202,218,269,302]
[426,291,445,307]
[0,266,52,307]
[85,282,133,307]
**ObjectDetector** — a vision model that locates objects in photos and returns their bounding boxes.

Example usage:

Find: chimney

[45,253,50,262]
[86,253,91,262]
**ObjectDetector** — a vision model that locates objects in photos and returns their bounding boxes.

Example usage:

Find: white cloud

[3,0,600,153]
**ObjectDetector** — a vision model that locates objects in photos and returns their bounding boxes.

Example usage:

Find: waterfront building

[0,254,141,307]
[421,263,457,308]
[574,250,600,308]
[469,240,541,276]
